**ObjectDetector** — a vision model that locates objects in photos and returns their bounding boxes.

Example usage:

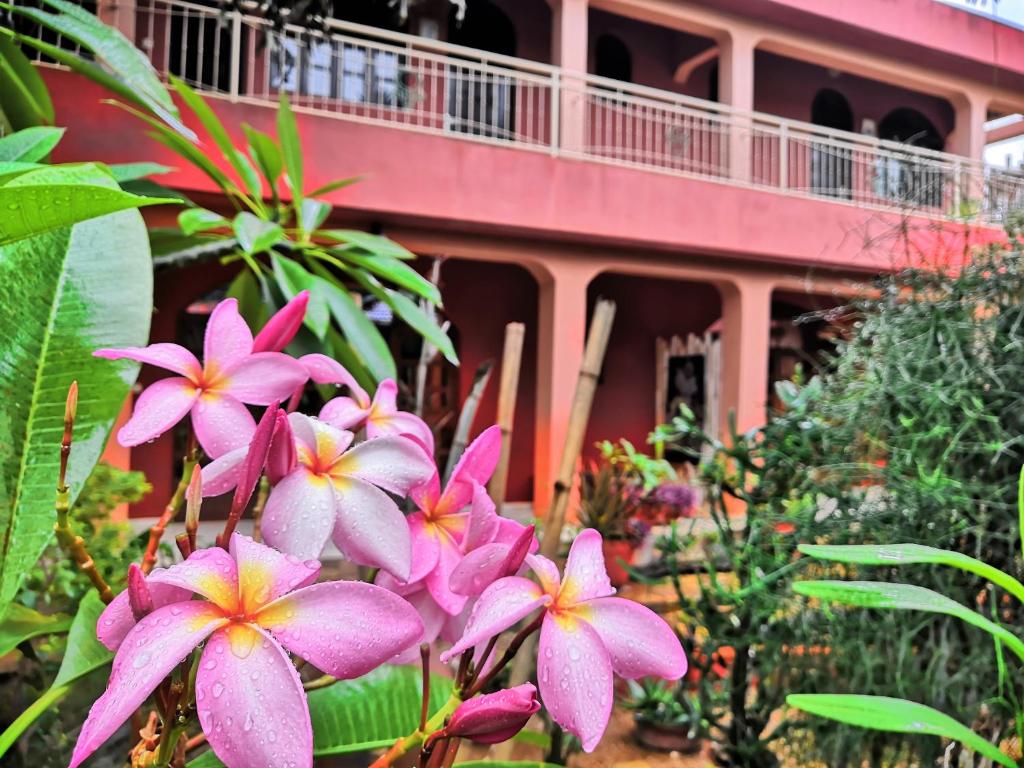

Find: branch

[143,434,198,574]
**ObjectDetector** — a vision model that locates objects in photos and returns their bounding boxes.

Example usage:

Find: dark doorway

[810,88,854,198]
[594,34,632,82]
[877,107,945,207]
[446,0,518,139]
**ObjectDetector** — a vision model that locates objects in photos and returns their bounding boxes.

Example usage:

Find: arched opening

[810,88,854,198]
[877,107,945,207]
[594,34,632,83]
[446,0,518,138]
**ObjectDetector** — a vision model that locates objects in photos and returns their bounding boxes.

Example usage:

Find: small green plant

[578,460,638,540]
[626,679,707,740]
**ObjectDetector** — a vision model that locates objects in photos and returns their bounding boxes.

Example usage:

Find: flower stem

[367,693,462,768]
[144,434,197,574]
[251,476,270,543]
[466,613,544,697]
[419,644,431,732]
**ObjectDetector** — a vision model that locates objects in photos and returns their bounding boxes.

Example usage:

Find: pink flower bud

[127,563,153,621]
[230,403,278,516]
[499,524,536,579]
[253,291,310,353]
[444,684,540,744]
[266,410,297,485]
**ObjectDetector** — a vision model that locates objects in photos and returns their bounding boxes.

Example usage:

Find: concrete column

[97,0,136,43]
[532,261,593,513]
[718,30,757,182]
[950,91,988,162]
[552,0,588,153]
[717,277,773,435]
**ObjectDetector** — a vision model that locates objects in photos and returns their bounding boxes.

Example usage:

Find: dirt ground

[568,708,712,768]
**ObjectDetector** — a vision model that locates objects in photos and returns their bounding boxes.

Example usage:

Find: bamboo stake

[442,359,494,484]
[539,298,616,559]
[415,258,445,418]
[487,322,525,514]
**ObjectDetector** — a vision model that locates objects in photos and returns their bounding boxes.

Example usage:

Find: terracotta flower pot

[634,721,703,754]
[602,538,634,587]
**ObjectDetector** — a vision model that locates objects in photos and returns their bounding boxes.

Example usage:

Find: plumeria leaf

[149,229,238,269]
[243,124,283,190]
[180,208,230,236]
[798,543,1024,603]
[186,666,453,766]
[0,163,167,245]
[0,170,152,612]
[0,603,72,657]
[787,695,1015,768]
[378,289,457,365]
[106,162,173,183]
[277,93,303,208]
[325,328,377,394]
[325,245,441,304]
[320,229,416,260]
[233,212,283,255]
[226,269,271,332]
[306,176,360,198]
[300,199,331,239]
[0,593,113,759]
[794,580,1024,663]
[315,274,396,382]
[0,126,64,162]
[271,254,329,339]
[0,35,55,130]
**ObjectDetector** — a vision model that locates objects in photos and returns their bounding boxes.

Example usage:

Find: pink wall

[439,259,539,502]
[584,272,722,459]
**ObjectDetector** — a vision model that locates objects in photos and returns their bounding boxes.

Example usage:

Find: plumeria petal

[537,612,613,753]
[196,623,312,768]
[117,377,199,447]
[96,582,193,651]
[437,425,502,514]
[204,297,254,372]
[230,533,320,615]
[440,577,550,662]
[370,379,399,415]
[69,602,227,768]
[407,513,441,584]
[200,446,247,497]
[192,392,257,459]
[411,471,442,514]
[143,546,241,613]
[253,291,309,353]
[577,597,688,680]
[526,554,562,596]
[93,343,201,380]
[319,396,370,431]
[255,581,423,678]
[559,529,615,606]
[425,536,468,616]
[332,435,434,496]
[262,467,337,560]
[451,539,529,598]
[266,410,297,485]
[331,477,412,581]
[220,352,308,405]
[299,353,365,394]
[463,483,499,551]
[367,411,435,456]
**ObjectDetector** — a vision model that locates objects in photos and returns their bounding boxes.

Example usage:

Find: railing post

[952,160,963,217]
[778,123,788,190]
[228,10,242,100]
[550,70,560,156]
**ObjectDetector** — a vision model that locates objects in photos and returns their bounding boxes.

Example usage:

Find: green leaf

[299,199,331,239]
[106,162,173,183]
[0,126,64,162]
[180,208,230,236]
[233,212,283,255]
[380,288,458,365]
[307,176,360,198]
[787,694,1015,768]
[187,666,454,766]
[325,328,376,394]
[226,269,270,331]
[1018,464,1023,561]
[798,543,1024,603]
[327,245,440,304]
[0,163,166,245]
[149,229,237,269]
[0,589,114,760]
[277,93,303,208]
[794,580,1024,663]
[243,124,283,190]
[0,171,153,613]
[316,275,396,381]
[270,254,329,339]
[0,603,71,657]
[320,229,416,260]
[0,35,54,130]
[171,78,262,200]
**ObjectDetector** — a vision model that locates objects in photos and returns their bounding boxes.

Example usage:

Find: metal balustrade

[16,0,1024,224]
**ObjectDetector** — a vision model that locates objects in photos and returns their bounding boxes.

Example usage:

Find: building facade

[41,0,1024,515]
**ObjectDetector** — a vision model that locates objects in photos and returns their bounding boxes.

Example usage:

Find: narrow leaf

[317,277,396,381]
[380,288,457,365]
[233,212,283,255]
[180,208,230,236]
[106,162,173,183]
[270,254,328,339]
[277,93,303,207]
[307,176,360,198]
[320,229,416,260]
[328,246,440,304]
[242,124,283,190]
[0,35,54,129]
[0,126,64,162]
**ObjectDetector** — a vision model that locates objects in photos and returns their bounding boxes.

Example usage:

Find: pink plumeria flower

[252,291,309,353]
[441,530,688,752]
[443,683,541,744]
[259,413,434,580]
[320,378,435,455]
[403,426,505,614]
[95,298,307,458]
[75,534,423,768]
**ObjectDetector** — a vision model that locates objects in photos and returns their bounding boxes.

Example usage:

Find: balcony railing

[25,0,1024,225]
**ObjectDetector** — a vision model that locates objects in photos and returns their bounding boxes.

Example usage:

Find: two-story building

[37,0,1024,516]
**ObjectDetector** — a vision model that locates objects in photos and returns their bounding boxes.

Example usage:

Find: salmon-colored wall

[441,260,539,501]
[584,272,722,458]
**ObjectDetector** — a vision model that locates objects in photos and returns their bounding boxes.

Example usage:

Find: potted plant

[578,460,641,586]
[626,679,705,754]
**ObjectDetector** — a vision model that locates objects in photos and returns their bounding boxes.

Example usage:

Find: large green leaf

[0,602,71,657]
[794,580,1024,662]
[315,274,396,382]
[0,126,64,162]
[328,245,441,304]
[0,35,54,130]
[0,163,166,245]
[234,212,283,256]
[187,666,454,767]
[379,288,457,365]
[242,124,283,191]
[787,694,1015,768]
[270,255,329,339]
[0,592,113,759]
[277,93,303,208]
[321,229,416,260]
[0,171,153,613]
[798,543,1024,603]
